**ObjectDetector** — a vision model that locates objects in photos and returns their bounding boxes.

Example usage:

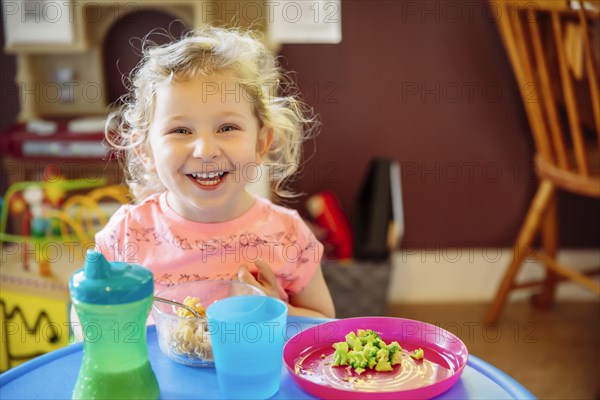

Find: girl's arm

[237,261,335,319]
[288,265,335,318]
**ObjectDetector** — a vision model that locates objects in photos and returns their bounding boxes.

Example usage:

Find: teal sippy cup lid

[69,251,154,305]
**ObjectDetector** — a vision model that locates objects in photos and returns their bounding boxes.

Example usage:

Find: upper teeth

[191,171,225,179]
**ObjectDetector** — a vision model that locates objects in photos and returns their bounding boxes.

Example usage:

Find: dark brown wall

[1,16,20,193]
[279,0,599,248]
[2,1,597,248]
[0,17,19,132]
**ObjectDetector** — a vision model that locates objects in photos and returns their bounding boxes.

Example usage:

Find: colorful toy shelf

[0,179,130,371]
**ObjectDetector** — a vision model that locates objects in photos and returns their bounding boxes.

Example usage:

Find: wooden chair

[486,1,600,323]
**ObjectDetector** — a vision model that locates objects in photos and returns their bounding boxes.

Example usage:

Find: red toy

[306,191,353,261]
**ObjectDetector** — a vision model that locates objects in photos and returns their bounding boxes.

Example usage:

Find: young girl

[97,26,335,318]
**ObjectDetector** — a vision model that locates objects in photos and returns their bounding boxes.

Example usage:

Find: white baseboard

[388,248,600,303]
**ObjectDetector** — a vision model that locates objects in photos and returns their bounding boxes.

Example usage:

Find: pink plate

[283,317,468,399]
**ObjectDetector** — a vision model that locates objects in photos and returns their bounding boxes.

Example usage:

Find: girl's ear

[256,126,273,163]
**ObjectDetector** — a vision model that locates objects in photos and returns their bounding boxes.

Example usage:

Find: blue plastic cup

[206,295,288,399]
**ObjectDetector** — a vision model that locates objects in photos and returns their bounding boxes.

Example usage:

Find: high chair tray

[0,317,534,399]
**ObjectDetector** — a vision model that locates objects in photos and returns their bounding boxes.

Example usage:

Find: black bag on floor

[353,158,400,261]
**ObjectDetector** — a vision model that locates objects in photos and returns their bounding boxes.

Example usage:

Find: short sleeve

[284,212,324,295]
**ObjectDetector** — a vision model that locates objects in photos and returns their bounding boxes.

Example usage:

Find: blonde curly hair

[106,26,317,202]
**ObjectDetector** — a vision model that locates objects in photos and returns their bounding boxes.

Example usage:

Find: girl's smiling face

[146,73,271,222]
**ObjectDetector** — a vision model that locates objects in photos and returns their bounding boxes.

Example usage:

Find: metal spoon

[153,296,203,319]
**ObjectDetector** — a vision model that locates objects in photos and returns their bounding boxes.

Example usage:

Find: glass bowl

[152,280,265,367]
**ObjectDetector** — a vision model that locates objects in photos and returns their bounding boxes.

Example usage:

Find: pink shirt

[95,192,323,301]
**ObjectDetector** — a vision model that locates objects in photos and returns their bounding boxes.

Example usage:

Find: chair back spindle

[495,1,600,196]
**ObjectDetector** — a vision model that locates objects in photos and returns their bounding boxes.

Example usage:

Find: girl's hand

[237,260,281,299]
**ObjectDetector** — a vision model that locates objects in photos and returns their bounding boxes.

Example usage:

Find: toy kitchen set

[0,0,273,372]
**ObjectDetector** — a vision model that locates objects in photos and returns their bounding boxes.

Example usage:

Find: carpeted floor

[386,302,600,400]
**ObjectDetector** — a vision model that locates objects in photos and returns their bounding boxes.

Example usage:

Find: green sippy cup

[69,251,159,399]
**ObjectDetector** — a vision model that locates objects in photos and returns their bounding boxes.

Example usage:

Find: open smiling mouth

[187,171,230,188]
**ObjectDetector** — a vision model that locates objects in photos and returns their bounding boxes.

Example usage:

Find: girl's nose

[192,135,220,159]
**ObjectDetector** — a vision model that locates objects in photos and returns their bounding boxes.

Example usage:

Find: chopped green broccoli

[349,351,368,369]
[345,331,359,347]
[387,341,403,366]
[362,343,378,360]
[375,359,393,372]
[390,350,402,366]
[386,341,401,353]
[409,348,424,360]
[330,329,418,375]
[352,339,363,352]
[376,348,389,362]
[367,357,377,369]
[372,337,386,349]
[332,342,349,366]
